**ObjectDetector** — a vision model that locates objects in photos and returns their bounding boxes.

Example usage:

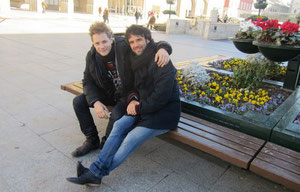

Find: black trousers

[73,93,126,141]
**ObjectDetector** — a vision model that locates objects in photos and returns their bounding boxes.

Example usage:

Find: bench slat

[166,128,252,169]
[250,158,300,191]
[61,82,83,95]
[178,122,258,156]
[264,142,300,160]
[250,142,300,192]
[180,117,262,150]
[261,147,300,167]
[181,113,264,145]
[255,152,300,175]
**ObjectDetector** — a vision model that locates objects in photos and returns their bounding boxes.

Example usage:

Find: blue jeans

[89,115,169,179]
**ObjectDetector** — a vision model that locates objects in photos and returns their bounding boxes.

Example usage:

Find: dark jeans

[73,93,126,142]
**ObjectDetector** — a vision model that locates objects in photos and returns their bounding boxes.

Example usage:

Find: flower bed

[176,59,298,141]
[209,57,287,82]
[177,68,290,116]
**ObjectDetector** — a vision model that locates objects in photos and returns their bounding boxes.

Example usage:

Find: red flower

[252,18,264,28]
[280,21,299,34]
[259,20,280,31]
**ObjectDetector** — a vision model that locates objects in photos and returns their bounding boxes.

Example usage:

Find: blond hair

[89,22,113,39]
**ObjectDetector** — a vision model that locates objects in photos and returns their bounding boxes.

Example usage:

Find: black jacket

[82,36,172,106]
[129,40,181,130]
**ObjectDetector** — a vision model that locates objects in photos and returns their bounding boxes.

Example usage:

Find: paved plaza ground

[0,10,295,192]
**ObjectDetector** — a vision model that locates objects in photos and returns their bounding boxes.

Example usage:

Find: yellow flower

[179,81,183,84]
[252,100,256,105]
[177,70,181,74]
[212,82,217,87]
[243,97,248,102]
[215,96,222,103]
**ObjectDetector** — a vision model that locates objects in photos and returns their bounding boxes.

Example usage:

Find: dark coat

[82,36,172,106]
[82,36,132,106]
[131,43,181,130]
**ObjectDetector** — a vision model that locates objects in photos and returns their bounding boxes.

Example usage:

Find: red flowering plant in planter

[255,19,300,46]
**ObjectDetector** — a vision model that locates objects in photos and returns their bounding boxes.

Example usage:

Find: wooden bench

[61,81,264,169]
[250,142,300,191]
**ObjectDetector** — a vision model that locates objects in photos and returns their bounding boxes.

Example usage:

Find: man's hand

[127,100,140,115]
[155,48,170,67]
[94,101,110,119]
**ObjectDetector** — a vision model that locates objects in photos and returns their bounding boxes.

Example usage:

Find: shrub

[233,57,266,89]
[153,23,166,31]
[181,63,211,87]
[163,10,176,15]
[246,15,268,22]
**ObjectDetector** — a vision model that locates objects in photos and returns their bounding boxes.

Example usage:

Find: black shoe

[99,136,107,150]
[66,169,101,186]
[77,161,89,177]
[71,140,99,157]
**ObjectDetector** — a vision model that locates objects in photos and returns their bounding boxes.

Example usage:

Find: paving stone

[0,88,49,116]
[146,139,229,188]
[1,148,112,192]
[209,166,293,192]
[30,85,77,119]
[100,154,173,192]
[41,123,94,158]
[148,171,207,192]
[0,176,14,192]
[12,104,77,135]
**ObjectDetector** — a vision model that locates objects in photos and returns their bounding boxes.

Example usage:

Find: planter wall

[271,89,300,152]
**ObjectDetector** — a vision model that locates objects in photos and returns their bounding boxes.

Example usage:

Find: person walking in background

[147,15,156,30]
[224,14,228,23]
[103,8,109,24]
[66,25,180,186]
[98,7,102,18]
[42,1,47,13]
[134,9,141,24]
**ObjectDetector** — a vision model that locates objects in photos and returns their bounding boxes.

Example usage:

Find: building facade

[13,0,299,21]
[290,0,300,14]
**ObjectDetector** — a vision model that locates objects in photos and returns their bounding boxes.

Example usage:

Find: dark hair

[89,22,113,40]
[125,25,152,43]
